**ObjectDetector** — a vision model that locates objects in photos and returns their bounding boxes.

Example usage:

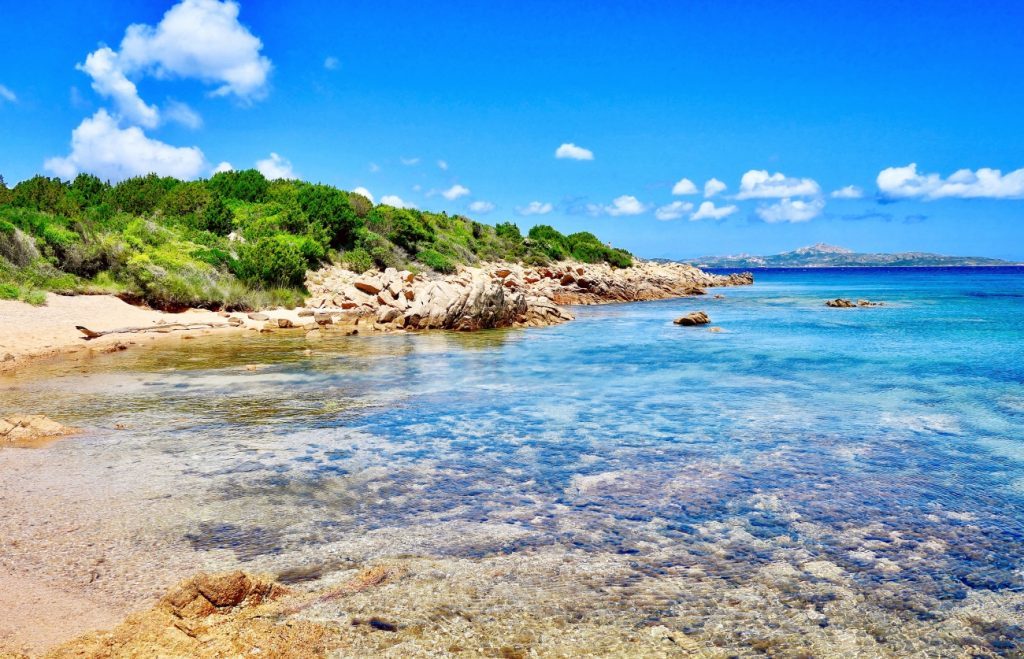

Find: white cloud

[323,56,339,71]
[555,143,594,161]
[691,201,737,221]
[352,187,374,204]
[704,178,727,198]
[255,152,296,180]
[380,194,416,209]
[441,184,470,200]
[164,99,202,129]
[212,161,233,173]
[655,201,694,221]
[118,0,271,100]
[468,200,495,214]
[437,159,448,170]
[756,197,825,223]
[44,109,206,182]
[604,195,648,217]
[877,163,1024,200]
[0,84,18,103]
[400,157,420,166]
[78,46,160,127]
[831,185,863,199]
[737,170,821,199]
[671,178,698,195]
[517,201,553,216]
[369,162,380,173]
[76,0,270,130]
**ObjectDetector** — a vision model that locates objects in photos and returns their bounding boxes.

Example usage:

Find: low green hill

[0,171,631,310]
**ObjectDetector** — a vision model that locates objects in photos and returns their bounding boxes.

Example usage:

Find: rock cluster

[48,572,341,658]
[305,260,751,332]
[826,298,883,308]
[0,414,75,444]
[162,571,289,619]
[674,311,711,326]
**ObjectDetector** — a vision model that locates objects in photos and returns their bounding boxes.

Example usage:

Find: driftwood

[76,322,229,340]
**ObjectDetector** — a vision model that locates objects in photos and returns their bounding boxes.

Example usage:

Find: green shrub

[21,289,47,305]
[527,224,569,260]
[495,222,522,242]
[341,247,374,273]
[0,226,40,267]
[69,173,110,209]
[209,169,269,203]
[109,174,179,215]
[416,248,455,273]
[298,184,360,248]
[10,176,71,214]
[387,209,434,252]
[236,234,318,287]
[356,229,402,269]
[0,283,18,299]
[199,195,233,235]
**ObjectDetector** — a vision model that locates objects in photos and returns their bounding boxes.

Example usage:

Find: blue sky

[1,0,1023,260]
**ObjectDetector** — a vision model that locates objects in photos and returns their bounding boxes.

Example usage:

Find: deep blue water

[2,266,1023,653]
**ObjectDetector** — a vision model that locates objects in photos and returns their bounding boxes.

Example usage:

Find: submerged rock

[826,298,883,308]
[674,311,710,326]
[1,414,76,444]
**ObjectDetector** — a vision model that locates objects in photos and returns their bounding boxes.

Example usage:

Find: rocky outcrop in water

[826,298,884,308]
[46,571,336,659]
[1,415,75,445]
[674,311,710,326]
[305,260,751,331]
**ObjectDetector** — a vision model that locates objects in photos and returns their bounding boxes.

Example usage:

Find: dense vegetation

[0,171,632,310]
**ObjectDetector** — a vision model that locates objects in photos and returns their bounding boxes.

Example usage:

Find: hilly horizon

[682,242,1017,268]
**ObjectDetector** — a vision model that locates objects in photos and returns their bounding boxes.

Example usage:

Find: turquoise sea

[2,266,1023,654]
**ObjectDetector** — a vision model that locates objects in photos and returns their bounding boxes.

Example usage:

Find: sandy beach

[0,294,326,376]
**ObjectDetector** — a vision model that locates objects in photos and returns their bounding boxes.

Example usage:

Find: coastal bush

[341,247,374,273]
[0,226,40,267]
[297,184,358,248]
[9,176,71,215]
[209,169,269,203]
[69,173,110,209]
[527,224,569,261]
[236,234,322,288]
[0,170,635,310]
[109,174,178,215]
[0,283,17,299]
[416,248,455,273]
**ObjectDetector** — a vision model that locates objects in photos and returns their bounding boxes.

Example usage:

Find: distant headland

[680,243,1017,268]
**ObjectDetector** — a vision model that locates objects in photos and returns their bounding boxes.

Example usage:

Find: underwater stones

[674,311,710,326]
[803,560,848,582]
[277,318,295,329]
[1,414,76,444]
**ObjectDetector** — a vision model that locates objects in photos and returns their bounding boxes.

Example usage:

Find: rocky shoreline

[305,259,752,332]
[0,261,749,376]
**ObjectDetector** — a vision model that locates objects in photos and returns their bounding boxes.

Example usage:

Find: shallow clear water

[2,267,1023,654]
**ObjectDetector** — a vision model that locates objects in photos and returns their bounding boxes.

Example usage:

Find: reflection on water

[2,267,1023,655]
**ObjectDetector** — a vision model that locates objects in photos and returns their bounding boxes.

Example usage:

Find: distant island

[681,243,1016,268]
